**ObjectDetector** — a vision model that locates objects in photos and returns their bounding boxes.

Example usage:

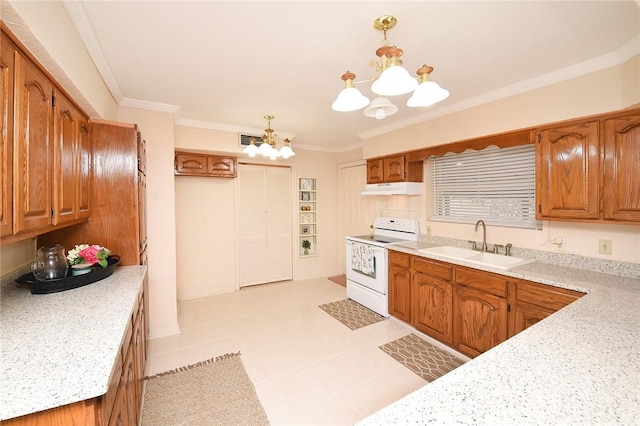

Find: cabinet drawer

[389,250,411,268]
[455,266,508,297]
[517,280,584,311]
[413,257,453,281]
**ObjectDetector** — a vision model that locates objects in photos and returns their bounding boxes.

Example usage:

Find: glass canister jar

[31,244,69,281]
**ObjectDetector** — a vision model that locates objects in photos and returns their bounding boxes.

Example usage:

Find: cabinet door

[52,92,79,225]
[366,158,384,184]
[175,153,207,175]
[13,51,54,234]
[389,263,411,322]
[0,33,14,237]
[208,155,237,177]
[413,272,453,346]
[511,302,555,337]
[383,155,406,182]
[536,121,600,219]
[77,119,91,220]
[603,113,640,221]
[454,285,507,358]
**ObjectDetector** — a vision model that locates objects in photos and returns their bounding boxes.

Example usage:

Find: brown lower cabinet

[2,282,147,426]
[388,250,585,358]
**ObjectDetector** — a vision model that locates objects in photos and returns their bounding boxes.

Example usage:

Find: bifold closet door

[238,164,292,287]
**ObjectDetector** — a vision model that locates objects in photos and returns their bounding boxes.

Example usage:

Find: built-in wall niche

[299,178,317,256]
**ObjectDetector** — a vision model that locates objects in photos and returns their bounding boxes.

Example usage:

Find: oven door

[346,239,388,294]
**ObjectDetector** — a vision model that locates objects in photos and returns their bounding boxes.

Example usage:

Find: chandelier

[331,15,450,119]
[243,115,295,159]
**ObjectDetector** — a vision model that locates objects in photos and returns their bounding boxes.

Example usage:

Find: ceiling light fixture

[243,115,295,160]
[331,15,449,118]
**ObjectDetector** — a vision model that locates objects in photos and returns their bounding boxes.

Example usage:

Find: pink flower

[79,246,100,265]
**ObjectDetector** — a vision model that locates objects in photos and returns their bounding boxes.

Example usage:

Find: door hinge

[507,304,511,313]
[52,95,56,107]
[51,208,55,218]
[537,134,541,143]
[538,204,542,213]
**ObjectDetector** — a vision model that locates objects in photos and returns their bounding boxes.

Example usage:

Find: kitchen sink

[418,246,535,270]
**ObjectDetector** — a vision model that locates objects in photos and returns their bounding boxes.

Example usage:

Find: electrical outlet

[599,239,612,255]
[426,226,431,235]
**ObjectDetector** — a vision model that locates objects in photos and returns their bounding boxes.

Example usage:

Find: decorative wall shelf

[299,178,317,256]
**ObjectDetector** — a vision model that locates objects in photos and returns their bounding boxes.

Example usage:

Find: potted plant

[302,239,311,255]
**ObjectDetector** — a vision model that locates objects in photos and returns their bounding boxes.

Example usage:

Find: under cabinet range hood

[361,182,423,196]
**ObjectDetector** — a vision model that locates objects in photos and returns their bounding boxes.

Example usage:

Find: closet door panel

[238,164,292,287]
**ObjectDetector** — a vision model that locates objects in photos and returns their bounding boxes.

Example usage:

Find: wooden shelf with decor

[299,178,317,256]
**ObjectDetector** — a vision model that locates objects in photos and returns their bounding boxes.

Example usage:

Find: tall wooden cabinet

[39,120,147,266]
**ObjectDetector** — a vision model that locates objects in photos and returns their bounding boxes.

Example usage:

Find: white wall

[173,125,360,300]
[117,107,180,338]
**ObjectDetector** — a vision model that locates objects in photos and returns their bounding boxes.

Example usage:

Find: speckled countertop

[0,265,147,421]
[358,241,640,425]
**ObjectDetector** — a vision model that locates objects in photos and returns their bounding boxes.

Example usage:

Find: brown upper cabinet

[602,112,640,221]
[366,154,423,184]
[1,28,91,245]
[535,108,640,224]
[174,151,237,178]
[1,30,15,238]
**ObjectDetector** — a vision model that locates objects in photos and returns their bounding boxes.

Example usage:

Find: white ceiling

[64,0,639,151]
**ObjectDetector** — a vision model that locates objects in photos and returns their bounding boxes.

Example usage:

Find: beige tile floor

[146,278,441,425]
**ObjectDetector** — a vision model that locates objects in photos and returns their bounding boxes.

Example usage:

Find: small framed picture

[300,178,313,190]
[301,226,310,234]
[301,192,310,201]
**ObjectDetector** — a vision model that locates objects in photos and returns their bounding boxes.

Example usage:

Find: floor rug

[142,352,269,426]
[319,299,385,330]
[379,334,464,382]
[328,274,346,287]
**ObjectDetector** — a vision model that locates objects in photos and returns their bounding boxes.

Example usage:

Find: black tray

[16,255,121,294]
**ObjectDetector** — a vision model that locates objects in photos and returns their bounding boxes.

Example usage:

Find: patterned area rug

[142,352,269,425]
[379,334,464,382]
[319,299,386,330]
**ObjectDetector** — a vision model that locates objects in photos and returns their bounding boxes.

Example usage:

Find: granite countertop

[0,265,147,421]
[358,242,640,425]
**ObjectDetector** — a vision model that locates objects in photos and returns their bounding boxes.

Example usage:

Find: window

[430,144,541,229]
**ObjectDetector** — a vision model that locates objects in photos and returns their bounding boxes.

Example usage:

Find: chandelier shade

[407,65,450,107]
[243,115,295,160]
[371,64,418,96]
[364,96,398,120]
[331,15,449,118]
[331,72,370,112]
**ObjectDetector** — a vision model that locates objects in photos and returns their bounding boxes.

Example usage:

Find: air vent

[239,133,265,147]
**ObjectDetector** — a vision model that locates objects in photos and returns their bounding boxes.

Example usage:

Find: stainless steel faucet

[474,220,488,252]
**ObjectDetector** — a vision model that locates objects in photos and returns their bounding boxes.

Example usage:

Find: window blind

[430,144,541,229]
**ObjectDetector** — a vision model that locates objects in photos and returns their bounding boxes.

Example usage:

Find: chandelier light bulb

[363,96,398,120]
